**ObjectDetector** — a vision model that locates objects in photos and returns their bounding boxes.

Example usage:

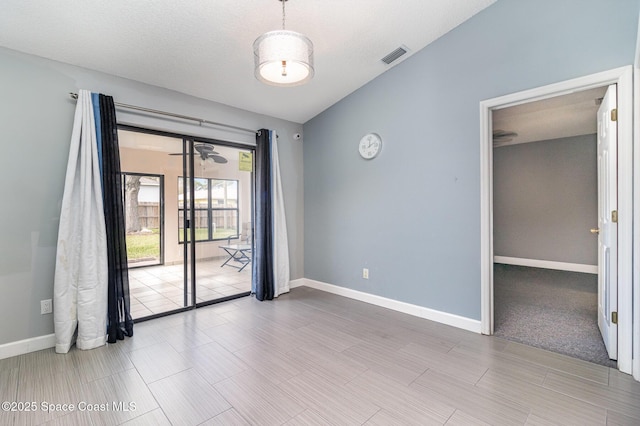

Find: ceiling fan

[492,129,518,147]
[169,143,228,164]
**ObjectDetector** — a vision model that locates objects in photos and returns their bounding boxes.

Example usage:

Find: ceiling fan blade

[195,144,216,153]
[492,129,518,139]
[169,151,220,157]
[211,155,228,164]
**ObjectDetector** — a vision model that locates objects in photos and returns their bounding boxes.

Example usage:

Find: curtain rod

[69,92,257,135]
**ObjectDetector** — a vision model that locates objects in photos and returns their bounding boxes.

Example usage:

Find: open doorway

[123,173,164,267]
[490,86,612,366]
[480,66,634,373]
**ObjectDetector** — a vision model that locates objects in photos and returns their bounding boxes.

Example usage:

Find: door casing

[479,66,634,374]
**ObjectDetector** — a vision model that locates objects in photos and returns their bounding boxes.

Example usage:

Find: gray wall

[303,0,639,320]
[493,135,597,265]
[0,47,304,346]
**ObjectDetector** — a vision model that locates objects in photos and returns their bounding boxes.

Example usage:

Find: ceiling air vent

[381,46,409,65]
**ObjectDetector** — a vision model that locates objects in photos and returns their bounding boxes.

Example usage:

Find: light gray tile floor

[128,258,251,318]
[2,287,639,425]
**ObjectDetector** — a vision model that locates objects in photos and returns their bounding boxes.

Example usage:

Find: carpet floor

[493,264,616,368]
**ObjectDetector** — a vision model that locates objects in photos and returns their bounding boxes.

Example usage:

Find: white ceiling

[118,129,246,159]
[0,0,495,124]
[492,86,608,148]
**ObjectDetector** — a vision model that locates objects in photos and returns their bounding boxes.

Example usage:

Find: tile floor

[128,257,251,319]
[2,287,640,425]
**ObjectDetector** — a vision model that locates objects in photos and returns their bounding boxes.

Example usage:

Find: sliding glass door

[119,127,253,320]
[191,139,253,304]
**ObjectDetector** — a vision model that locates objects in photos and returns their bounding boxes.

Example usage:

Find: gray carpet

[494,264,616,368]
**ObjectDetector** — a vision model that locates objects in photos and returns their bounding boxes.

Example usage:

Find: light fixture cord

[280,0,288,77]
[282,0,286,30]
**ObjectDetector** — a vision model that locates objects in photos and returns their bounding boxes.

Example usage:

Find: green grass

[126,229,160,261]
[126,227,239,261]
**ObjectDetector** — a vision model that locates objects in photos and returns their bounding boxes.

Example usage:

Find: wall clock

[358,133,382,159]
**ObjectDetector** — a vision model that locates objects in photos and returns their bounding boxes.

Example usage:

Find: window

[178,177,239,242]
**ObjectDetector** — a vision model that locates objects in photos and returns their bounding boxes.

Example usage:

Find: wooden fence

[137,203,159,229]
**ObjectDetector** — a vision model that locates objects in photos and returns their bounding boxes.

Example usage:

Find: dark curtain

[99,94,134,342]
[252,129,274,301]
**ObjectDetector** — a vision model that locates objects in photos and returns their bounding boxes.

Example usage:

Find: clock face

[358,133,382,159]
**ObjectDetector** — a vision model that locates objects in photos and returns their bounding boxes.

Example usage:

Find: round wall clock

[358,133,382,159]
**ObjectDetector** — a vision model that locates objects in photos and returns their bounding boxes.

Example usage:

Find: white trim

[480,102,493,335]
[480,66,634,374]
[633,11,640,382]
[289,278,306,288]
[0,334,55,360]
[300,278,481,333]
[494,256,597,274]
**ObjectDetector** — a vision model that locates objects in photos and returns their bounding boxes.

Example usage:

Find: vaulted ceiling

[0,0,495,123]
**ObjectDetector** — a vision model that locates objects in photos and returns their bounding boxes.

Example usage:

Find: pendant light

[253,0,314,87]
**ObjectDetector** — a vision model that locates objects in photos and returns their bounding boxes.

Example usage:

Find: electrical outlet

[40,299,52,315]
[362,268,369,279]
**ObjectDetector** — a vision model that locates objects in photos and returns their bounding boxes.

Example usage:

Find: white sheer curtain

[253,129,290,300]
[270,130,290,297]
[53,90,108,353]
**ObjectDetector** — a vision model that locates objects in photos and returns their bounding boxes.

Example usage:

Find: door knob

[590,228,600,234]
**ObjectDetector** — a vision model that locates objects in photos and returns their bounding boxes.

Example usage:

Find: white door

[596,84,617,360]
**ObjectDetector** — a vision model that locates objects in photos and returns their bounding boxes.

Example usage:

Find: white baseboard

[1,279,478,359]
[300,278,481,333]
[494,256,598,274]
[289,278,306,289]
[0,334,55,360]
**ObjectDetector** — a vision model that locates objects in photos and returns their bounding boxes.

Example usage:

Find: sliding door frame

[118,124,254,321]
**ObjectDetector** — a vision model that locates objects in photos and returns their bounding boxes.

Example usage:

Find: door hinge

[611,210,618,223]
[611,108,617,122]
[612,311,618,324]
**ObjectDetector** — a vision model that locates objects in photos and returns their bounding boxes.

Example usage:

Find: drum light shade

[253,30,314,87]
